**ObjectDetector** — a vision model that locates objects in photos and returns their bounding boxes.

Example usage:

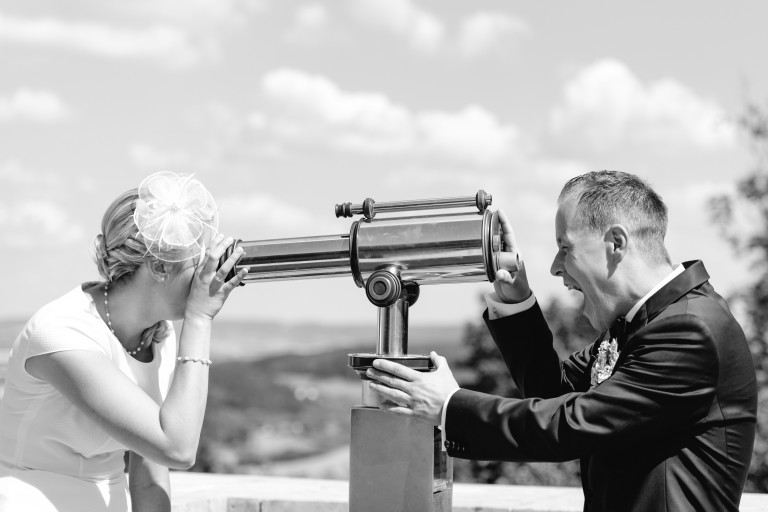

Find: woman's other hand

[184,233,248,321]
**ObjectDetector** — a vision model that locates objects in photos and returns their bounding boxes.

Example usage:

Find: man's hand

[493,209,532,303]
[366,352,459,425]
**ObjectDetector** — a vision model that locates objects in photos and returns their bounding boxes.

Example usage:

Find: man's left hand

[366,351,460,425]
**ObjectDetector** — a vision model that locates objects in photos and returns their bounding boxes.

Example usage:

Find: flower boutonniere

[590,338,620,387]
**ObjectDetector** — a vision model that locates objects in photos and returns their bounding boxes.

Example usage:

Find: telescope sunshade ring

[482,210,498,283]
[349,220,364,288]
[348,353,435,373]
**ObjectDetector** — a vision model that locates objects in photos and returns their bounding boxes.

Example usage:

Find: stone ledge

[170,472,768,512]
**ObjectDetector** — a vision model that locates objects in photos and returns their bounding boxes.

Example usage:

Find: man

[367,171,757,511]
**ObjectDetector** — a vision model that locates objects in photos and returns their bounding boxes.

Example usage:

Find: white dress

[0,284,177,512]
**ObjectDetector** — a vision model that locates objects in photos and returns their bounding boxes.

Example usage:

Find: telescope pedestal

[349,407,452,512]
[348,274,453,512]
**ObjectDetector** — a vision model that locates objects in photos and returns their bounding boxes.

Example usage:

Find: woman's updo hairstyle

[93,188,172,347]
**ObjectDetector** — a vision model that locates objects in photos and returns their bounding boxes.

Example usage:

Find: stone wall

[170,473,768,512]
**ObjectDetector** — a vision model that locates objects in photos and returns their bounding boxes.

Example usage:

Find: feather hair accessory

[133,172,219,263]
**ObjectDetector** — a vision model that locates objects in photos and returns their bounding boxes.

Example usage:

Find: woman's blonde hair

[92,189,175,347]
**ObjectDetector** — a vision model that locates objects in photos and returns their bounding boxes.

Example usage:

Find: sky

[1,1,766,329]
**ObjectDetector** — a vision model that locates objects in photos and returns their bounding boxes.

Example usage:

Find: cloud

[457,11,530,58]
[128,0,266,25]
[351,0,444,53]
[0,160,62,186]
[129,143,190,170]
[219,193,337,237]
[260,68,519,165]
[550,58,736,151]
[284,3,331,44]
[0,89,70,123]
[0,200,85,247]
[0,9,200,67]
[295,3,329,29]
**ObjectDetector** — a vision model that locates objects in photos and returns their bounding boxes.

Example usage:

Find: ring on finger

[213,275,224,283]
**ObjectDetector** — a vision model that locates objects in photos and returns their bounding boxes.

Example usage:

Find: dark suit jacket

[445,261,757,512]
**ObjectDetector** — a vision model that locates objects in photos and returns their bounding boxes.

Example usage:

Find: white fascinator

[133,172,219,263]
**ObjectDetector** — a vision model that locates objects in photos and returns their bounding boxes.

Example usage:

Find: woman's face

[164,255,201,320]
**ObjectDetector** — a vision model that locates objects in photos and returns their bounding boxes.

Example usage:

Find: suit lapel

[613,260,710,367]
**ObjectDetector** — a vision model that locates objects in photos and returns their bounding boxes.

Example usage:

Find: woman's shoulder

[17,284,110,357]
[26,284,99,328]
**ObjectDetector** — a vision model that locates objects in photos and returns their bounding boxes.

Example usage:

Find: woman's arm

[25,235,247,468]
[128,451,171,512]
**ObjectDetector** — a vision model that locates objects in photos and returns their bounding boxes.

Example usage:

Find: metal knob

[365,270,402,307]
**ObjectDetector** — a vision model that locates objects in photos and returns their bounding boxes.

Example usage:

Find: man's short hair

[559,170,671,265]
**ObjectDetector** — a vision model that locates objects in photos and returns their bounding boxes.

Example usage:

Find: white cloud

[0,200,85,247]
[550,58,736,151]
[0,89,70,123]
[129,143,190,170]
[219,194,335,237]
[352,0,444,53]
[0,160,61,185]
[296,3,329,29]
[128,0,266,25]
[0,10,200,67]
[457,11,530,58]
[285,3,332,45]
[260,68,519,165]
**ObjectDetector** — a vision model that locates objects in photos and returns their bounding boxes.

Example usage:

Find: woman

[0,172,248,511]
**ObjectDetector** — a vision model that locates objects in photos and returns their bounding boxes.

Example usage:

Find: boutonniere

[590,338,620,387]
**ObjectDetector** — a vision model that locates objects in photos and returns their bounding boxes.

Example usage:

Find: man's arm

[484,298,594,398]
[444,314,718,462]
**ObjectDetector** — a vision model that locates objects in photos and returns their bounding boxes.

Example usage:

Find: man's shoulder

[660,282,737,327]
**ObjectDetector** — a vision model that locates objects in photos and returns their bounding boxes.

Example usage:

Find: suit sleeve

[447,314,718,462]
[483,300,594,398]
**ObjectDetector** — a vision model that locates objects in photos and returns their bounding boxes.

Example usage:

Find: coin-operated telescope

[221,191,518,512]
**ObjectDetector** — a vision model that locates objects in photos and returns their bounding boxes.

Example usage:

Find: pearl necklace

[104,283,146,355]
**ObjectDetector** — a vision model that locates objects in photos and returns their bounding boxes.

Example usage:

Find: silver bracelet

[176,356,212,366]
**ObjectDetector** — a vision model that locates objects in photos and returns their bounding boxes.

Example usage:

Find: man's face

[550,196,616,330]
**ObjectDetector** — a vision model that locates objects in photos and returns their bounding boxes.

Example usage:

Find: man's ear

[605,224,629,260]
[147,259,170,283]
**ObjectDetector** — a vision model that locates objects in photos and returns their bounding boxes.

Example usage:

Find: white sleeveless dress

[0,284,177,512]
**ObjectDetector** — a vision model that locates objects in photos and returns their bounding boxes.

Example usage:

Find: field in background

[196,321,469,478]
[0,319,469,479]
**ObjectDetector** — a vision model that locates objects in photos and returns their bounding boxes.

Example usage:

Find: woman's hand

[493,209,532,303]
[184,233,248,321]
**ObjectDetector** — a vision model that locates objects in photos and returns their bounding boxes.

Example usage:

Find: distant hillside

[2,318,464,358]
[195,327,470,478]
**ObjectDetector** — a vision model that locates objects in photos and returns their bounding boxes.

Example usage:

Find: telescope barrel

[225,209,517,286]
[352,211,498,286]
[234,234,352,282]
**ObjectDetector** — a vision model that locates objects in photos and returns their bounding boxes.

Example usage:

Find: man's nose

[550,254,562,277]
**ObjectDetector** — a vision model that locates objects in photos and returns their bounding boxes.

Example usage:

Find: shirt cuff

[439,387,462,451]
[485,291,537,320]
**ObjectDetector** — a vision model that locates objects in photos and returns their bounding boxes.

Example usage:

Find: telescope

[220,190,518,512]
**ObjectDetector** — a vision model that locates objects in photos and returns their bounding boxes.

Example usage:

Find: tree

[453,296,596,486]
[708,100,768,492]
